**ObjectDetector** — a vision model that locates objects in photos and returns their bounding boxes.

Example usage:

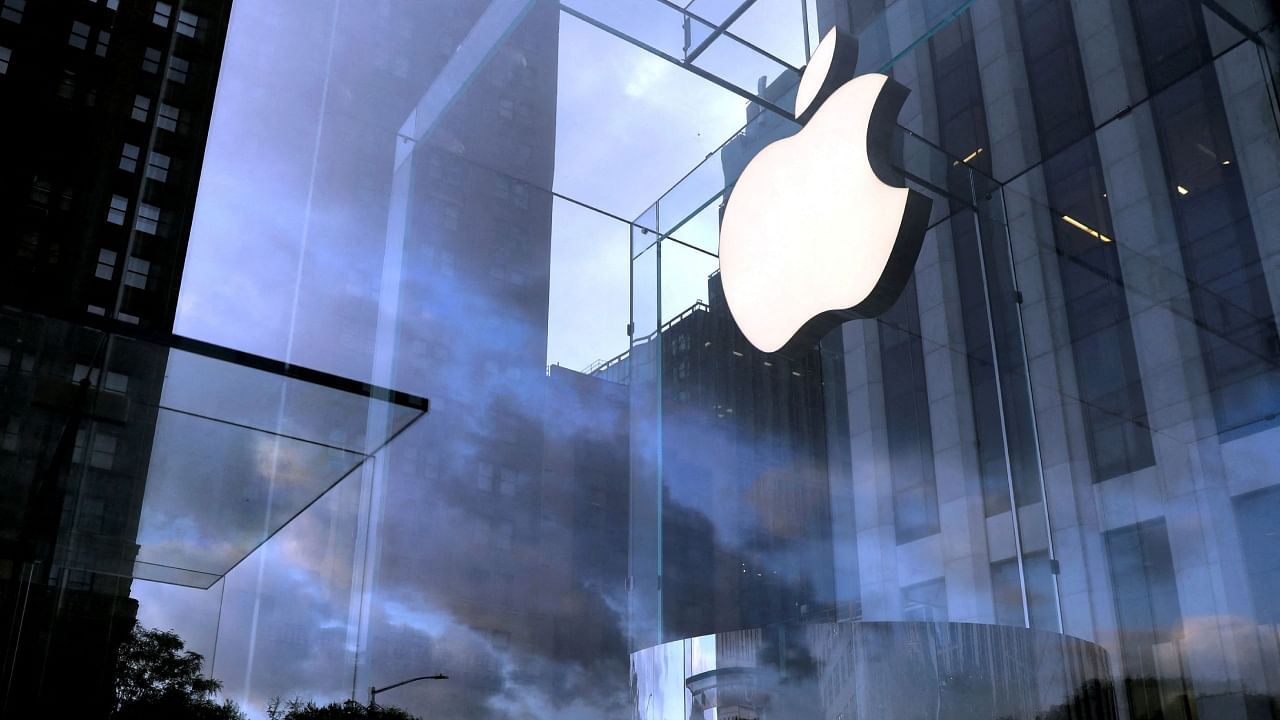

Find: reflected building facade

[1,0,1278,719]
[0,0,230,715]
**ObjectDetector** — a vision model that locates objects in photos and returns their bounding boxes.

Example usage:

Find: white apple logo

[719,28,933,355]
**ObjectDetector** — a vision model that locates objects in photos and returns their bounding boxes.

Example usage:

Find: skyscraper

[0,0,231,714]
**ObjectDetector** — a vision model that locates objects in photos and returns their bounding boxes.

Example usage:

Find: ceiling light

[1061,214,1113,243]
[1176,185,1189,195]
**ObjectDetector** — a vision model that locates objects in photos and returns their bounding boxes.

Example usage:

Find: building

[0,0,230,715]
[3,1,1278,719]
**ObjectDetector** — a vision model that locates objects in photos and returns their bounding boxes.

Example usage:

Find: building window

[131,94,150,122]
[1,418,17,453]
[0,347,9,369]
[116,311,139,324]
[87,304,106,316]
[175,10,198,37]
[95,29,110,57]
[107,194,128,224]
[156,102,179,131]
[1105,519,1190,717]
[166,55,188,83]
[902,578,947,622]
[135,203,160,234]
[1,0,24,24]
[89,433,117,469]
[58,70,76,99]
[1235,486,1280,624]
[93,0,121,10]
[95,248,117,279]
[123,257,150,288]
[0,46,9,74]
[119,143,140,172]
[152,1,172,27]
[29,178,50,206]
[144,151,170,182]
[69,21,91,50]
[142,47,161,73]
[990,553,1056,629]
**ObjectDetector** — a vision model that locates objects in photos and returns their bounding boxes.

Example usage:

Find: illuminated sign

[719,28,933,355]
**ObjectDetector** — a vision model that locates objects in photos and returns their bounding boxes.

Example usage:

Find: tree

[114,621,246,720]
[266,697,419,720]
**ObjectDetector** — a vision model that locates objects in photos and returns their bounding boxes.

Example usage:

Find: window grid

[134,203,160,234]
[142,47,161,73]
[95,248,117,279]
[1,0,24,24]
[123,257,150,288]
[167,56,188,83]
[153,1,172,27]
[119,143,140,172]
[131,94,150,122]
[156,103,179,131]
[69,21,91,50]
[106,194,128,224]
[144,152,170,182]
[176,10,198,37]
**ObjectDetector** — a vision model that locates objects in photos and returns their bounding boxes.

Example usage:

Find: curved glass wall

[0,0,1278,718]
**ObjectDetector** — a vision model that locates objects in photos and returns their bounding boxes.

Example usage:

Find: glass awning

[0,309,427,589]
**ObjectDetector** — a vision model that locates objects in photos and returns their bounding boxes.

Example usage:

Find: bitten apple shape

[719,29,933,355]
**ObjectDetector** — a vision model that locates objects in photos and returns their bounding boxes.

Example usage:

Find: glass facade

[1,0,1278,718]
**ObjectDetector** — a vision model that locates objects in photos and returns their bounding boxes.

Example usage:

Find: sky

[132,1,821,718]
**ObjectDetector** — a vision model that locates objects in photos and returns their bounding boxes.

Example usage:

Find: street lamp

[368,674,448,710]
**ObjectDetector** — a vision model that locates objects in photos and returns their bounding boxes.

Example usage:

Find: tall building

[605,272,834,649]
[0,0,231,715]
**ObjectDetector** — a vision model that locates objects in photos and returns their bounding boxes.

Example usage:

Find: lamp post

[368,674,448,711]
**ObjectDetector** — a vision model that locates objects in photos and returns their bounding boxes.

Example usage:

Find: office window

[1016,0,1155,481]
[87,304,106,316]
[0,46,9,74]
[119,143,140,172]
[881,278,940,544]
[142,46,161,73]
[135,203,160,234]
[991,552,1056,629]
[1105,519,1192,718]
[106,194,128,224]
[95,248,117,279]
[176,10,198,37]
[95,29,109,57]
[902,578,947,622]
[131,94,151,122]
[156,102,179,131]
[166,55,188,83]
[1,0,24,24]
[1234,486,1280,624]
[152,1,171,27]
[123,257,150,288]
[145,151,170,182]
[69,21,91,50]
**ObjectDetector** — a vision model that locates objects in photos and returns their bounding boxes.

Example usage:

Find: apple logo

[719,27,933,355]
